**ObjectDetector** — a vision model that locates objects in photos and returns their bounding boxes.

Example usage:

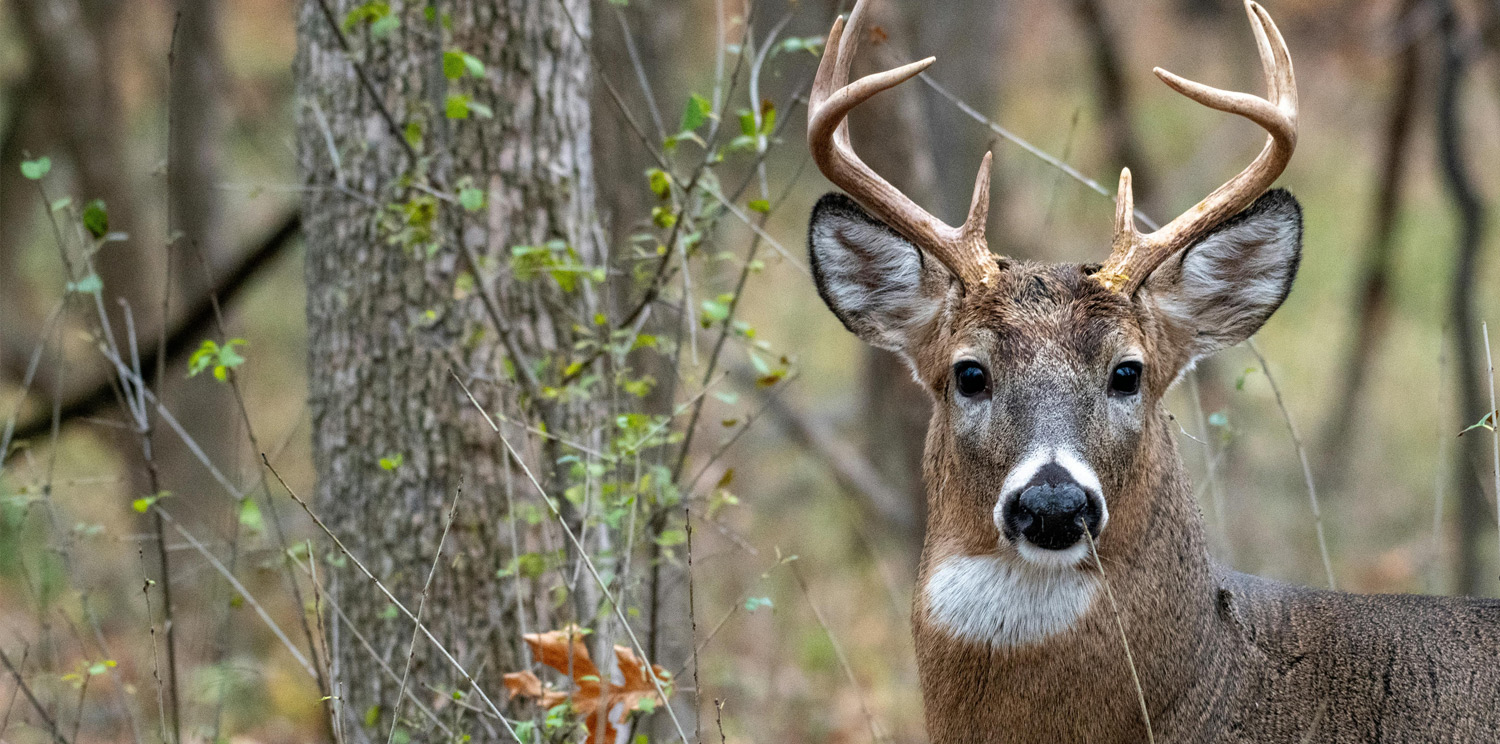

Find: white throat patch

[923,554,1099,648]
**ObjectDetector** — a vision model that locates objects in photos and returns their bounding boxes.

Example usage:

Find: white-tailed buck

[806,1,1500,741]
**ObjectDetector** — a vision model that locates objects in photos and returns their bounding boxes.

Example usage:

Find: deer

[805,1,1500,741]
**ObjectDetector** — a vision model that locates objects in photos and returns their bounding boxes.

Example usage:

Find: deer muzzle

[997,457,1106,562]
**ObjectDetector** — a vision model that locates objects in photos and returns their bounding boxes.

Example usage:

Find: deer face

[806,0,1299,646]
[808,187,1301,570]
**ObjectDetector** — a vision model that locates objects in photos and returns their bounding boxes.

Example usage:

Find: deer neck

[912,410,1237,741]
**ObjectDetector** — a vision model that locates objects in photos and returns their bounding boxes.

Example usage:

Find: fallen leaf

[509,626,672,744]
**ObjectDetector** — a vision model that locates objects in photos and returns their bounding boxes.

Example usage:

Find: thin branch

[261,455,524,740]
[1483,322,1499,570]
[790,563,887,744]
[386,483,464,744]
[1247,339,1336,589]
[0,647,66,744]
[450,371,693,744]
[1083,528,1153,744]
[7,211,301,446]
[153,509,318,678]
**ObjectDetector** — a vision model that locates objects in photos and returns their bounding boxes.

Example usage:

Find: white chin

[1015,540,1091,569]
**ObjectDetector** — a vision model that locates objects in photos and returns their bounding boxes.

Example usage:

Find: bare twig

[0,646,66,744]
[386,483,464,744]
[790,563,887,744]
[449,372,693,744]
[1082,527,1154,744]
[261,455,524,740]
[153,508,318,678]
[1247,339,1336,589]
[1483,322,1499,567]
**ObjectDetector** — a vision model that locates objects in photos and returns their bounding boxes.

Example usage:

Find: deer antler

[1095,0,1297,295]
[808,0,999,289]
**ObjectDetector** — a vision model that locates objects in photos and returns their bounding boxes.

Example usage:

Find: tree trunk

[1435,1,1490,595]
[296,0,600,736]
[1316,0,1423,487]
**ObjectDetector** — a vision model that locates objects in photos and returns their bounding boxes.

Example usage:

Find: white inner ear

[812,219,940,351]
[1150,207,1299,358]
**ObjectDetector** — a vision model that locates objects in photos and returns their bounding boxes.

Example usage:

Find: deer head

[807,0,1299,647]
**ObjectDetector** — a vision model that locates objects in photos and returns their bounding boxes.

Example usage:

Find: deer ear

[1142,189,1302,360]
[809,193,955,356]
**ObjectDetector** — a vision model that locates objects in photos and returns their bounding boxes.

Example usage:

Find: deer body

[803,2,1500,740]
[904,269,1500,740]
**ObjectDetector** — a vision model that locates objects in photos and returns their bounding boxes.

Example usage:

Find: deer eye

[1110,361,1143,396]
[954,361,989,398]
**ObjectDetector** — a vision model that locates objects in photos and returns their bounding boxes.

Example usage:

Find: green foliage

[444,94,493,120]
[187,338,248,381]
[443,49,486,79]
[66,274,102,295]
[1459,410,1498,436]
[459,186,486,211]
[82,199,109,238]
[19,156,50,180]
[378,453,404,471]
[133,492,171,514]
[344,2,398,38]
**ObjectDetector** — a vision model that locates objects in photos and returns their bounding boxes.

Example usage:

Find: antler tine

[807,0,999,289]
[1096,0,1297,295]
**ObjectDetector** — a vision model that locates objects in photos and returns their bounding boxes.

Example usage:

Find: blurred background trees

[0,0,1498,741]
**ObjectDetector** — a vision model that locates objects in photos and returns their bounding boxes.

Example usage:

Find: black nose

[1005,481,1102,551]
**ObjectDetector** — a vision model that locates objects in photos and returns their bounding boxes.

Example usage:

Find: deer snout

[1006,482,1102,551]
[996,457,1107,562]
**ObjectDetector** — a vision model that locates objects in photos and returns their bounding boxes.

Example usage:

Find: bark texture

[296,0,599,735]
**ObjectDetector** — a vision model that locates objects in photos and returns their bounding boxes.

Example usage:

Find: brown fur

[899,263,1500,742]
[807,190,1500,741]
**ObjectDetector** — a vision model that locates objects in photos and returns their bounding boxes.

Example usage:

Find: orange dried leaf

[503,670,542,700]
[511,625,672,744]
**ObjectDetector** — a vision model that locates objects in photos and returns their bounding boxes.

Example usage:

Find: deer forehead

[936,263,1144,371]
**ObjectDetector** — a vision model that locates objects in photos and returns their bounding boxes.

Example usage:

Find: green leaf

[187,338,247,381]
[379,453,404,471]
[679,93,711,132]
[656,528,687,547]
[66,275,103,295]
[748,199,770,214]
[462,52,485,78]
[1208,411,1229,429]
[1235,367,1257,391]
[442,50,466,79]
[342,1,390,30]
[132,497,154,514]
[370,14,399,38]
[651,206,676,228]
[646,168,671,199]
[82,199,109,238]
[364,705,381,728]
[744,596,773,612]
[445,94,471,119]
[459,187,486,212]
[467,100,494,119]
[239,498,264,533]
[20,157,50,180]
[1459,410,1498,437]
